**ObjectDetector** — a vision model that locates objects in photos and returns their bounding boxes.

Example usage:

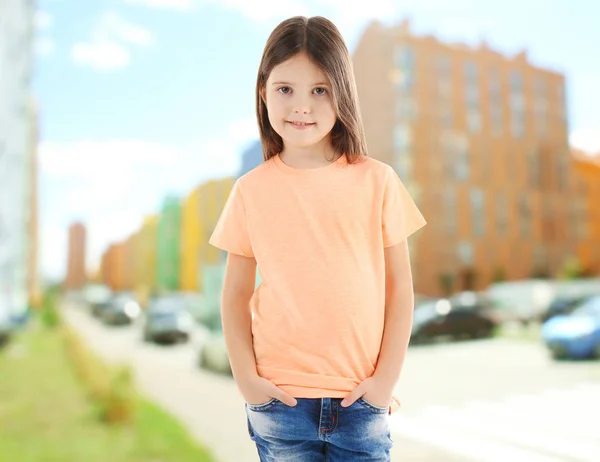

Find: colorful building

[157,196,182,292]
[571,149,600,274]
[101,242,126,292]
[65,223,87,290]
[197,177,235,267]
[353,19,585,295]
[180,186,203,292]
[138,215,159,295]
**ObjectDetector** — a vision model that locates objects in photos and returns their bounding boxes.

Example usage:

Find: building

[0,0,35,318]
[571,149,600,274]
[137,215,159,295]
[100,242,126,292]
[27,98,41,307]
[64,222,87,290]
[353,19,583,295]
[157,196,181,292]
[180,186,203,292]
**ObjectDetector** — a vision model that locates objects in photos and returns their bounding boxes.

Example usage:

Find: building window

[488,68,503,136]
[395,45,415,92]
[510,70,526,139]
[464,60,479,109]
[518,195,532,237]
[397,98,417,122]
[457,240,474,265]
[557,81,566,121]
[442,131,470,181]
[495,192,508,236]
[533,75,548,137]
[393,124,412,180]
[527,150,540,189]
[445,186,457,235]
[470,188,485,236]
[467,109,482,134]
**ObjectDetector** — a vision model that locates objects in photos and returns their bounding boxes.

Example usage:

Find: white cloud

[72,39,131,70]
[570,129,600,155]
[35,37,56,57]
[38,120,255,278]
[71,12,153,70]
[35,10,53,30]
[124,0,194,10]
[102,12,154,45]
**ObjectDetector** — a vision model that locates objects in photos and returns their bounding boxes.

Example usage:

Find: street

[63,304,600,462]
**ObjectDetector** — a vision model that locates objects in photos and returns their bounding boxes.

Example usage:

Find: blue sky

[35,0,600,280]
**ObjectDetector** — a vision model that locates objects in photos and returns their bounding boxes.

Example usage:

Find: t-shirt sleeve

[382,166,427,247]
[208,180,254,258]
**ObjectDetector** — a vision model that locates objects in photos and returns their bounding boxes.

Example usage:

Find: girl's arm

[221,253,298,406]
[221,253,259,382]
[372,239,415,389]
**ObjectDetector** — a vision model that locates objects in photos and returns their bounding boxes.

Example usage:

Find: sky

[34,0,600,281]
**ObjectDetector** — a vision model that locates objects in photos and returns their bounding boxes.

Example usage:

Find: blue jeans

[245,397,393,461]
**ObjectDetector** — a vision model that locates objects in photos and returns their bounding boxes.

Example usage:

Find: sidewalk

[63,304,466,461]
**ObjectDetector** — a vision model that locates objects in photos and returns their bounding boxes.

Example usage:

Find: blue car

[542,295,600,360]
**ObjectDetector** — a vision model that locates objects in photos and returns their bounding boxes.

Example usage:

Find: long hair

[256,16,368,163]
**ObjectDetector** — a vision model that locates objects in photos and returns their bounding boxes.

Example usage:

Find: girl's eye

[278,86,292,94]
[314,87,327,95]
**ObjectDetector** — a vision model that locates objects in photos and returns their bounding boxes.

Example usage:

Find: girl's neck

[280,139,340,169]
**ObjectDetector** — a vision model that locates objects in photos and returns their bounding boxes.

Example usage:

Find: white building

[0,0,35,320]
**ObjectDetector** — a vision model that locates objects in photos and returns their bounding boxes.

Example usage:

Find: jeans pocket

[357,397,389,414]
[246,398,277,412]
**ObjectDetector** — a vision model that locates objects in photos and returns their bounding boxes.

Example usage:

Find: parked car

[410,295,498,344]
[540,293,599,323]
[101,292,141,326]
[541,295,600,360]
[0,301,13,347]
[198,330,232,375]
[142,297,195,344]
[85,284,113,318]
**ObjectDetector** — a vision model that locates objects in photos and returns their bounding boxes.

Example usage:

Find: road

[63,303,600,462]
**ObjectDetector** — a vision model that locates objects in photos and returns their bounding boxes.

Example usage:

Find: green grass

[494,322,542,342]
[0,323,214,462]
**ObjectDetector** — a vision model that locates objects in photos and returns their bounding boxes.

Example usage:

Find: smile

[287,121,315,129]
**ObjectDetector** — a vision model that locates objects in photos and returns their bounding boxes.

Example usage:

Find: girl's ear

[259,86,267,104]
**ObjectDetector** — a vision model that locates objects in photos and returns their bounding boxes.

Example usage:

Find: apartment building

[353,19,587,295]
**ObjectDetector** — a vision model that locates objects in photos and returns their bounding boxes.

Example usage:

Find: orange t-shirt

[209,153,426,406]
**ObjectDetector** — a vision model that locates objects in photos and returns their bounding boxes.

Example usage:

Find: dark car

[411,295,498,344]
[85,285,113,318]
[142,297,195,344]
[540,294,598,323]
[101,293,141,326]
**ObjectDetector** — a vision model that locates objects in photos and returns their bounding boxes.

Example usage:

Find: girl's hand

[340,376,393,409]
[239,375,298,407]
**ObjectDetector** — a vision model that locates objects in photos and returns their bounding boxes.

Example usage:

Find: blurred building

[180,177,235,293]
[239,140,264,177]
[27,98,41,307]
[64,223,87,290]
[157,196,181,292]
[100,242,126,292]
[571,149,600,273]
[122,232,137,291]
[0,0,35,317]
[197,177,235,266]
[354,19,585,295]
[138,215,158,295]
[180,186,203,292]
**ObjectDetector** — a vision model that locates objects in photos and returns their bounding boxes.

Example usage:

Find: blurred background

[1,0,600,461]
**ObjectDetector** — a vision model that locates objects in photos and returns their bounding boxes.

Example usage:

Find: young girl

[210,15,426,461]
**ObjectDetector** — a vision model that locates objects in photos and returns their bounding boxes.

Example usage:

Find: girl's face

[262,52,337,152]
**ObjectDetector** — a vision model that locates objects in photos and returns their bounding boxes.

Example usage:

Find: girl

[210,15,426,461]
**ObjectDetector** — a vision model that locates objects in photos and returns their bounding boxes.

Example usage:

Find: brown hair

[256,16,368,163]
